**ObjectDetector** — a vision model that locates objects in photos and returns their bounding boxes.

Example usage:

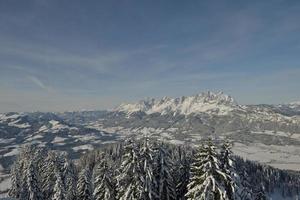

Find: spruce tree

[42,151,58,199]
[26,161,43,200]
[77,166,93,200]
[116,138,143,200]
[185,139,229,200]
[220,140,241,200]
[155,143,176,200]
[8,161,21,198]
[52,169,66,200]
[239,170,253,200]
[62,158,77,200]
[93,156,116,200]
[140,137,156,200]
[20,174,30,200]
[176,146,191,200]
[254,184,268,200]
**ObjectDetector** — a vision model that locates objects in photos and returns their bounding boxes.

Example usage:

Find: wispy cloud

[0,43,124,74]
[27,75,53,92]
[0,37,173,79]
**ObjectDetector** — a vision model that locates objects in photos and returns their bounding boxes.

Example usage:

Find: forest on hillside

[8,138,300,200]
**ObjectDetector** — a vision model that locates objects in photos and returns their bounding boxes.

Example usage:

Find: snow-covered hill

[0,112,119,172]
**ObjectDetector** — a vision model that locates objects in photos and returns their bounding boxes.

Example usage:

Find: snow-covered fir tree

[26,160,43,200]
[41,151,60,199]
[235,157,253,200]
[176,146,191,200]
[8,161,21,198]
[52,169,66,200]
[116,138,143,200]
[139,137,156,200]
[238,169,253,200]
[8,140,300,200]
[220,140,241,200]
[185,139,229,200]
[155,143,176,200]
[20,173,30,200]
[77,166,93,200]
[9,145,44,199]
[93,155,116,200]
[62,158,77,200]
[253,183,268,200]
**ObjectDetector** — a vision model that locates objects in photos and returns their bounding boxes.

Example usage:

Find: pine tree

[8,161,21,198]
[77,166,93,200]
[140,137,156,200]
[173,147,190,200]
[20,174,30,200]
[17,154,30,199]
[185,139,229,200]
[220,140,241,200]
[93,156,116,200]
[155,143,176,200]
[254,184,268,200]
[26,161,43,200]
[235,158,253,200]
[9,139,300,200]
[176,146,191,200]
[62,158,77,200]
[52,169,66,200]
[238,170,253,200]
[9,144,46,199]
[42,151,59,199]
[116,138,143,200]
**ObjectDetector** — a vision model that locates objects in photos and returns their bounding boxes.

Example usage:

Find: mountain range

[1,91,300,193]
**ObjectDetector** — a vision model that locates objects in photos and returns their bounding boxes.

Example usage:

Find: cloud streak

[27,75,50,91]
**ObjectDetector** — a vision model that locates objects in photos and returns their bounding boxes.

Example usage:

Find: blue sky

[0,0,300,112]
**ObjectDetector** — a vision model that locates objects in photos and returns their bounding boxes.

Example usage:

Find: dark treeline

[8,138,300,200]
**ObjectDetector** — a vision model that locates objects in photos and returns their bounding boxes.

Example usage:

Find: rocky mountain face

[111,92,300,135]
[116,91,238,115]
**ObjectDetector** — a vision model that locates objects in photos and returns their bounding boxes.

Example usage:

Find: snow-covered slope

[0,112,81,136]
[287,101,300,111]
[0,113,31,129]
[0,112,119,167]
[116,91,239,115]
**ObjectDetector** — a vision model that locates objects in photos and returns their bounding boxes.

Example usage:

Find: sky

[0,0,300,112]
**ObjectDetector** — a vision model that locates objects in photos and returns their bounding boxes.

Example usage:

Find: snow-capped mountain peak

[289,101,300,106]
[115,91,238,115]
